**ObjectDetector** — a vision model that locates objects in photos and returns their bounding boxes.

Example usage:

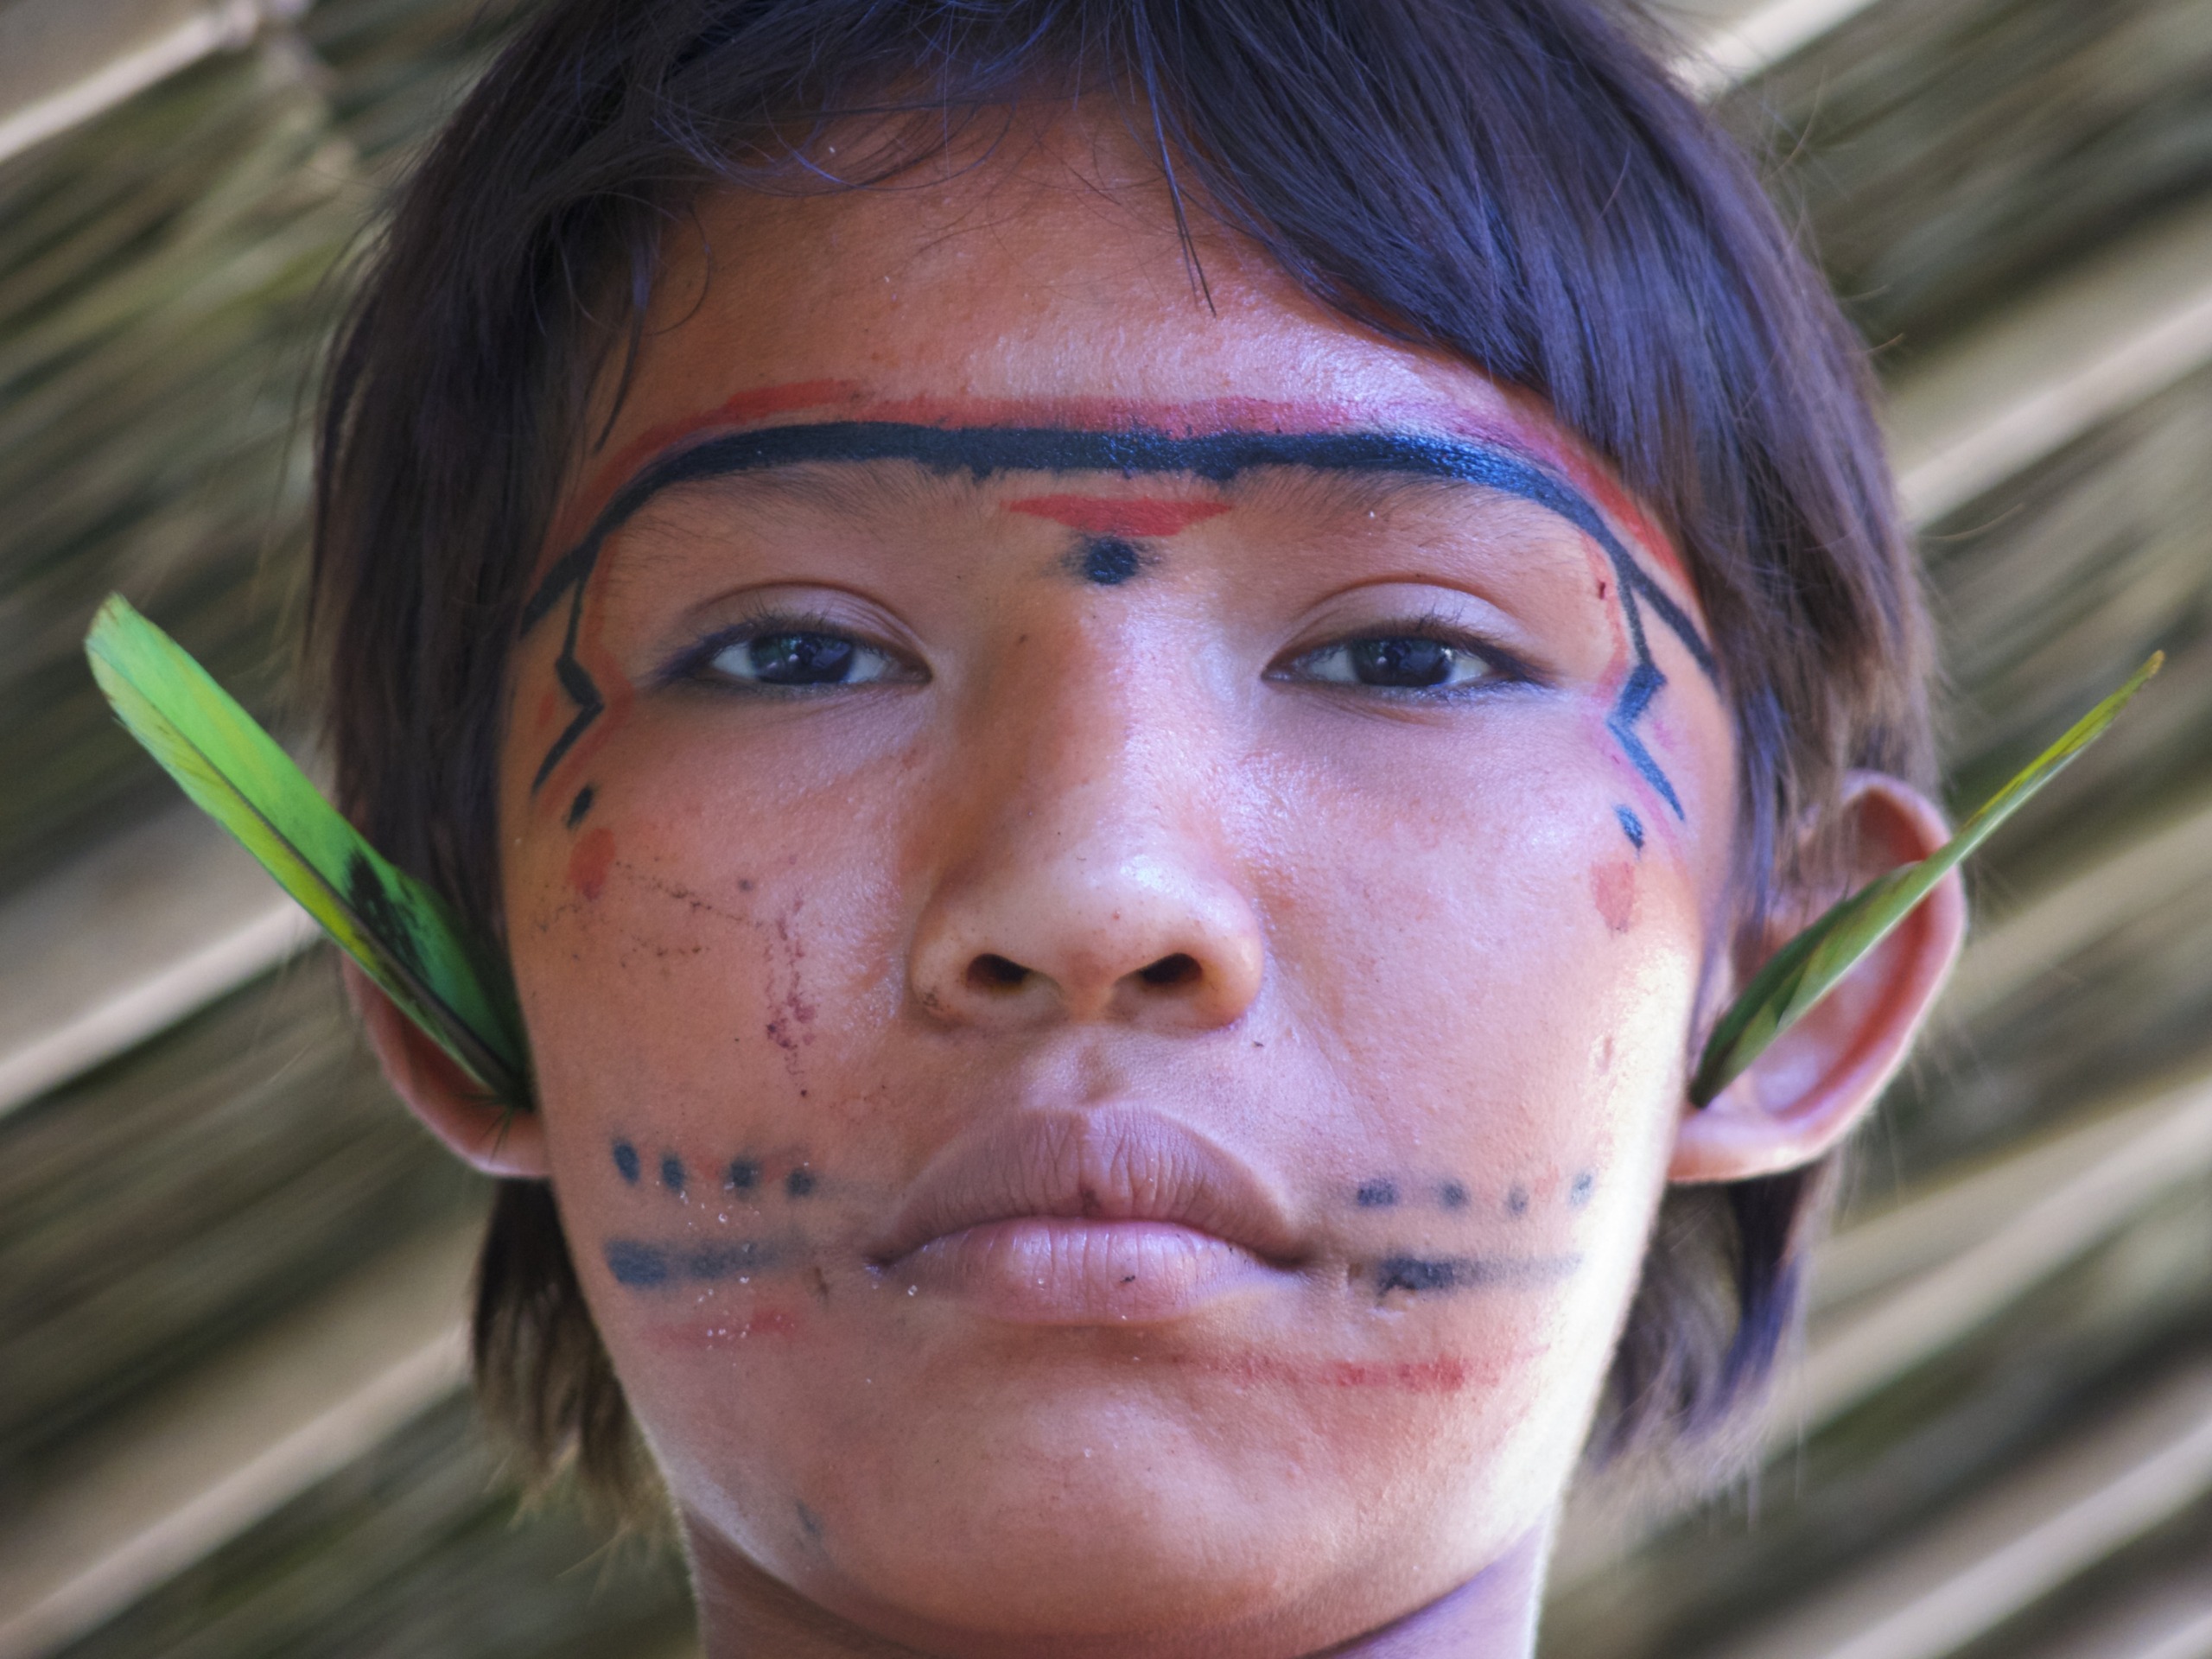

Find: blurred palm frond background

[0,1,2208,1655]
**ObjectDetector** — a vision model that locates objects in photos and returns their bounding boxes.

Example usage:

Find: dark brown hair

[312,0,1932,1515]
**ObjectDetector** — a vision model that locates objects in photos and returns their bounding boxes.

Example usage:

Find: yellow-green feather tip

[85,594,531,1105]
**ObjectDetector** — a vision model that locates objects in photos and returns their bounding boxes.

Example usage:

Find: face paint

[520,417,1716,817]
[1075,537,1144,586]
[606,1236,783,1287]
[1370,1253,1581,1296]
[1592,860,1638,934]
[566,825,616,900]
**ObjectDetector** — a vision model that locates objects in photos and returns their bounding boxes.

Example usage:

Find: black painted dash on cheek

[1616,805,1645,853]
[567,785,595,829]
[1356,1179,1400,1209]
[612,1140,639,1185]
[1078,536,1142,586]
[604,1237,779,1287]
[1372,1252,1581,1295]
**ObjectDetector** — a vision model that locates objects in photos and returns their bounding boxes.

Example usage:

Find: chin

[690,1407,1403,1649]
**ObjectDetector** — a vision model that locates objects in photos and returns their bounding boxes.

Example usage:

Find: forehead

[593,120,1575,483]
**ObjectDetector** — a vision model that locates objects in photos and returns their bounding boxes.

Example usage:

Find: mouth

[868,1107,1306,1325]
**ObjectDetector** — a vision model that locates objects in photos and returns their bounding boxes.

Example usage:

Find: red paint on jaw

[1591,861,1638,934]
[1004,495,1230,537]
[1167,1350,1516,1395]
[568,827,617,901]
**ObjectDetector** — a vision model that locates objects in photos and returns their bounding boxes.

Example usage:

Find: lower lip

[891,1217,1274,1325]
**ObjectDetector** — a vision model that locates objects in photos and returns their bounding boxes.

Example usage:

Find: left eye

[1285,635,1501,691]
[702,630,906,690]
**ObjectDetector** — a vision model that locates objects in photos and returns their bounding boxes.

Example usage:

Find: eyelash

[1270,615,1541,697]
[658,609,920,693]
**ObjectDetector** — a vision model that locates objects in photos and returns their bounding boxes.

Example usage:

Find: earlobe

[342,961,548,1178]
[1670,773,1967,1185]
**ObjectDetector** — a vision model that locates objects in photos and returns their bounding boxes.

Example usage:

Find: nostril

[967,953,1032,994]
[1136,952,1202,990]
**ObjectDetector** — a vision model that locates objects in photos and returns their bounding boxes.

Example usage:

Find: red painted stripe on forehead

[550,378,861,555]
[1435,393,1694,592]
[1003,495,1231,537]
[543,384,1691,599]
[855,392,1357,436]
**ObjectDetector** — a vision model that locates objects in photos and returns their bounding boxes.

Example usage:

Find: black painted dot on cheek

[1569,1172,1597,1207]
[785,1167,817,1198]
[660,1153,686,1194]
[1440,1180,1471,1210]
[612,1140,640,1184]
[1079,537,1142,586]
[567,784,596,829]
[727,1158,759,1192]
[1505,1185,1530,1217]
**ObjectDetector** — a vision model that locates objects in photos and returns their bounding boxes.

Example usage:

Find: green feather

[85,594,531,1104]
[1689,652,2164,1108]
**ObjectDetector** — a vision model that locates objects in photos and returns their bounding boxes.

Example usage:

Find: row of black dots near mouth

[612,1139,816,1198]
[1354,1173,1596,1214]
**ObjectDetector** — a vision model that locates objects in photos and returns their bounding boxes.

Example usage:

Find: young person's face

[499,124,1738,1653]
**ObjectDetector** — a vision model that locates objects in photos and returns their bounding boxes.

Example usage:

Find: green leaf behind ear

[1689,652,2164,1109]
[86,594,531,1104]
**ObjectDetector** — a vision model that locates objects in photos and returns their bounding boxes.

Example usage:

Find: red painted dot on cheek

[1591,860,1638,935]
[568,826,617,900]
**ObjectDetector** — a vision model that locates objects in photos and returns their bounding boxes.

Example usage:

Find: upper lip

[868,1107,1306,1268]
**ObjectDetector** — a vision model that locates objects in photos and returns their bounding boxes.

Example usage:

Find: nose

[906,675,1265,1033]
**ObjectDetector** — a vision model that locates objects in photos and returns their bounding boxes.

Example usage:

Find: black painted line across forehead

[520,424,1717,811]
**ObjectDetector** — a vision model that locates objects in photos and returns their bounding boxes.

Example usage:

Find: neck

[688,1522,1553,1659]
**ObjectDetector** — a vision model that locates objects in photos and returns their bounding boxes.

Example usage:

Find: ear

[1670,772,1967,1184]
[342,959,547,1178]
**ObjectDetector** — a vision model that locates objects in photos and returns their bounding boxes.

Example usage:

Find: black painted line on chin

[520,424,1717,806]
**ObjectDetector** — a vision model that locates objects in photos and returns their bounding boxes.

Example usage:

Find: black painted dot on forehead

[1077,537,1143,586]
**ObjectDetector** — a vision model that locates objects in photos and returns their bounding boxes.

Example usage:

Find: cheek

[1244,727,1702,1279]
[504,721,914,1139]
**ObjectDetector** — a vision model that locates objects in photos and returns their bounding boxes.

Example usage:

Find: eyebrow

[519,423,1717,809]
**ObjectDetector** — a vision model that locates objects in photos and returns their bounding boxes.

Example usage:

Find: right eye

[691,626,917,692]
